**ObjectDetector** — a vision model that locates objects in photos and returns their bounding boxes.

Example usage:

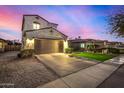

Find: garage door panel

[35,39,63,54]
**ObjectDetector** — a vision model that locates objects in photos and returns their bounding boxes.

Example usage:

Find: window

[33,22,40,29]
[80,43,85,48]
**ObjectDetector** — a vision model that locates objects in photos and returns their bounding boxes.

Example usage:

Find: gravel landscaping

[0,52,58,88]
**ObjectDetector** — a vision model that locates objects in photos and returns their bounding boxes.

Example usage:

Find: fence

[5,45,21,51]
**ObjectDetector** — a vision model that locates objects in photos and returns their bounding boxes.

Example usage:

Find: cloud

[0,6,22,31]
[0,31,17,40]
[79,26,102,39]
[0,5,123,42]
[0,28,21,40]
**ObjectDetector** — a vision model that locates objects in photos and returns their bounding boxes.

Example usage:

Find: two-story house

[22,15,68,54]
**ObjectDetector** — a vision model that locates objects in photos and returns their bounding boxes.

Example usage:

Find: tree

[86,44,95,52]
[108,12,124,38]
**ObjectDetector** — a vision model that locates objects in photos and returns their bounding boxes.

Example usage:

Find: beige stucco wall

[23,15,57,31]
[23,16,49,31]
[26,28,63,39]
[63,40,68,52]
[102,49,108,54]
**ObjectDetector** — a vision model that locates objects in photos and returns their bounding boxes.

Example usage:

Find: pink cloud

[0,6,22,31]
[80,26,101,39]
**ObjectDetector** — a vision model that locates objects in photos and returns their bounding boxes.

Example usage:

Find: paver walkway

[38,55,124,88]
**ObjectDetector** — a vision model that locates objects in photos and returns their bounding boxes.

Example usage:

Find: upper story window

[33,22,40,29]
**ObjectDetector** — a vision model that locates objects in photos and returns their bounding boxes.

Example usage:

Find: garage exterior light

[25,38,34,49]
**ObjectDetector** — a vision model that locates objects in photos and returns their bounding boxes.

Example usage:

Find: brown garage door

[34,39,63,54]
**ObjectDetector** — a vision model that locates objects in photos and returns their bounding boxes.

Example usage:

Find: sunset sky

[0,5,124,42]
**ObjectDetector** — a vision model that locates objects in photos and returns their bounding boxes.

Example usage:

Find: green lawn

[71,52,117,62]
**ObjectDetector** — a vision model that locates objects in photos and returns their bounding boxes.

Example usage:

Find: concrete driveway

[36,53,98,77]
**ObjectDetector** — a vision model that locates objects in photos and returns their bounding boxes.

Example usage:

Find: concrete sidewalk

[38,55,124,88]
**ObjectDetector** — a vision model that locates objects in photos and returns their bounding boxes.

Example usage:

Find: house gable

[22,15,67,40]
[22,15,58,31]
[25,27,67,40]
[22,15,49,31]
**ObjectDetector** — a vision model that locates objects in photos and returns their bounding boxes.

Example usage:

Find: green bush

[108,48,120,54]
[18,49,34,58]
[65,48,73,53]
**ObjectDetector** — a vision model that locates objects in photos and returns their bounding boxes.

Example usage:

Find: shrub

[108,48,120,54]
[65,48,73,53]
[18,49,34,58]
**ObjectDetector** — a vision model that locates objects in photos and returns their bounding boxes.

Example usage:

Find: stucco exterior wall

[26,28,63,39]
[63,40,68,52]
[23,15,49,31]
[22,15,58,31]
[48,23,58,28]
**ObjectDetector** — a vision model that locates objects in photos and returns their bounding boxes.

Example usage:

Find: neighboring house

[68,39,84,51]
[69,39,107,51]
[22,15,68,54]
[0,38,21,52]
[0,38,7,52]
[69,38,124,54]
[113,42,124,53]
